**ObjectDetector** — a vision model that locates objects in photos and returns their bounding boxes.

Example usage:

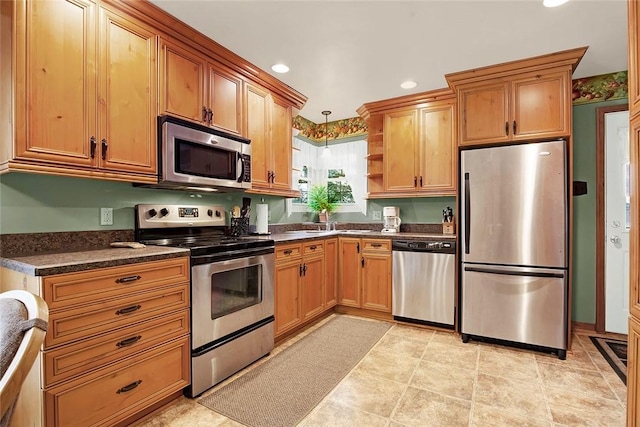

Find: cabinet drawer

[303,241,324,256]
[43,257,189,311]
[276,244,302,261]
[44,309,190,387]
[45,336,190,427]
[362,239,391,252]
[46,284,189,349]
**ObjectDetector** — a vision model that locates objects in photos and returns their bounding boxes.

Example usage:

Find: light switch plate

[100,207,113,225]
[372,210,381,220]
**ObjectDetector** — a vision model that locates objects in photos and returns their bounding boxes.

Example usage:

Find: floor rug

[199,315,391,427]
[590,336,627,385]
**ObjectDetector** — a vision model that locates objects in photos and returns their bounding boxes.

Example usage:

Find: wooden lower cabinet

[324,238,338,308]
[274,239,334,338]
[629,316,640,425]
[338,237,392,312]
[1,257,191,427]
[45,336,189,427]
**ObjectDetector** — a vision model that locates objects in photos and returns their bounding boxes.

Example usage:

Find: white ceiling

[150,0,628,123]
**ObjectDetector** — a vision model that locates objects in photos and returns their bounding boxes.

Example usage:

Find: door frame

[595,103,629,333]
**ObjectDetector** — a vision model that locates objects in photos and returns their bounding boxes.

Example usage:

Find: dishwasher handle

[392,240,456,254]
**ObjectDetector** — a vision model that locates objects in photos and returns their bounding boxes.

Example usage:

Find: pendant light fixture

[321,110,332,159]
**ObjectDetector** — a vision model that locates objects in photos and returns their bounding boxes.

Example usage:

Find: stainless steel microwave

[158,115,251,191]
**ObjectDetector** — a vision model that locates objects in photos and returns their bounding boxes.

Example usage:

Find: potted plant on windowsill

[308,184,337,222]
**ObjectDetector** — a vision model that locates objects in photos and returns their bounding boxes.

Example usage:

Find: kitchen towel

[255,204,269,234]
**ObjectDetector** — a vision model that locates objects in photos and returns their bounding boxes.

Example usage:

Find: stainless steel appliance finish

[460,140,568,358]
[135,204,275,397]
[158,115,251,191]
[392,240,456,326]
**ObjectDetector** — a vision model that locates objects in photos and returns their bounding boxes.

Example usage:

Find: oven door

[191,251,274,350]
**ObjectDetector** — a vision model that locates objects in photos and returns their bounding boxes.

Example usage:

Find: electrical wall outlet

[372,210,382,220]
[100,207,113,226]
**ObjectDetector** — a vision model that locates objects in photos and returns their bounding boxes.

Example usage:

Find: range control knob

[148,209,157,218]
[159,208,169,217]
[215,210,221,218]
[207,209,213,217]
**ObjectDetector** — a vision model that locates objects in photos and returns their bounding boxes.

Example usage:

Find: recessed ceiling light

[400,80,418,89]
[543,0,569,7]
[271,63,290,73]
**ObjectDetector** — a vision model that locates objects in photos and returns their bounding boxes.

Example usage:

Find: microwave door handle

[237,153,245,183]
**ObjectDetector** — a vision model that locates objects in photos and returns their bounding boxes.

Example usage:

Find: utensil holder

[230,217,249,236]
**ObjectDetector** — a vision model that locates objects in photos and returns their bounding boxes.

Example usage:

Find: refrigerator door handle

[464,266,565,279]
[464,172,470,254]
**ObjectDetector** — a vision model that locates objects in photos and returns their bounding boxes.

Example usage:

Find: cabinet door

[511,71,569,141]
[383,109,418,192]
[274,259,301,336]
[419,102,456,194]
[245,83,271,189]
[270,94,293,190]
[361,252,392,312]
[324,238,338,308]
[631,0,640,117]
[458,81,510,146]
[208,63,242,135]
[98,8,157,175]
[338,238,361,307]
[15,0,97,166]
[301,254,325,320]
[630,117,640,321]
[629,316,640,425]
[158,38,207,124]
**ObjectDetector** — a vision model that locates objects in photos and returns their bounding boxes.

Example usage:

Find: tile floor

[136,315,627,427]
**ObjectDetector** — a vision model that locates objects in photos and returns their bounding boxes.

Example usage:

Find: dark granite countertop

[1,246,190,276]
[266,230,457,244]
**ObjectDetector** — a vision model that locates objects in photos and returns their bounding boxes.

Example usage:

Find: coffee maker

[381,206,401,233]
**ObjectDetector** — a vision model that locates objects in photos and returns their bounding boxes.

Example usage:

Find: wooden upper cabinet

[419,102,456,193]
[458,82,510,145]
[99,8,157,174]
[630,0,640,118]
[158,37,243,135]
[15,0,97,167]
[11,0,158,181]
[245,83,295,196]
[208,63,243,135]
[159,38,207,123]
[384,109,418,192]
[447,47,587,147]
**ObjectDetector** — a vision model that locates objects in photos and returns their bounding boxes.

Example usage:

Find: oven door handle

[190,246,274,267]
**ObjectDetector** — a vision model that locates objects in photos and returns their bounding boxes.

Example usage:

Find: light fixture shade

[321,146,332,159]
[543,0,569,7]
[321,110,331,161]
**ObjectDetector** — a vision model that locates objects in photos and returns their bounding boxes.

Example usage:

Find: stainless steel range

[135,204,275,398]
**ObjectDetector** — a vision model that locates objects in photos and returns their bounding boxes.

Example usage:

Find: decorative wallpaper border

[572,71,627,105]
[294,71,629,138]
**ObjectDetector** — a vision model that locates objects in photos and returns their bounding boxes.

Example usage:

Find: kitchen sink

[340,230,372,233]
[283,230,330,234]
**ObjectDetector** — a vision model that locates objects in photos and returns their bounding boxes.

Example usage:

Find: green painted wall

[572,98,628,324]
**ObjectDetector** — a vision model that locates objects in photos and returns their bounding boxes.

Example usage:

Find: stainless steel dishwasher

[392,240,456,327]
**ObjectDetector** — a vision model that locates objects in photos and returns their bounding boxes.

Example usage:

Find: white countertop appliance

[460,139,568,359]
[381,206,401,233]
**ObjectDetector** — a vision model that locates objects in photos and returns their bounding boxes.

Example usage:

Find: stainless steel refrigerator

[460,139,568,359]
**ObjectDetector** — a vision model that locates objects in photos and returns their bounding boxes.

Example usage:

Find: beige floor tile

[354,348,421,384]
[410,360,476,401]
[327,369,406,417]
[431,330,470,347]
[421,340,479,369]
[535,348,598,371]
[373,333,427,359]
[391,386,471,426]
[135,397,241,427]
[478,346,540,382]
[546,386,625,426]
[470,402,553,427]
[538,362,617,400]
[474,372,551,420]
[387,323,436,343]
[299,399,388,427]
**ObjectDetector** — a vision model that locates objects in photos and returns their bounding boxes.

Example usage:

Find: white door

[605,110,630,334]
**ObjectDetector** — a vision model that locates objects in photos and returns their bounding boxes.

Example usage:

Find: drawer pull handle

[115,305,142,315]
[283,249,292,255]
[372,243,382,248]
[115,275,142,284]
[116,335,142,348]
[116,380,142,394]
[309,245,317,250]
